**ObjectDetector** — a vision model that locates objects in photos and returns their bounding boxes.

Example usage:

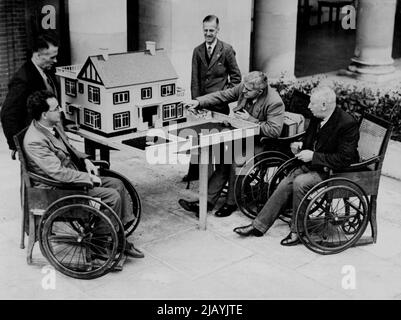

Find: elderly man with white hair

[179,71,285,218]
[234,86,360,246]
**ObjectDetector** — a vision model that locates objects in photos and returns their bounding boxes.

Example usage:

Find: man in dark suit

[23,90,144,259]
[233,86,360,246]
[1,32,60,153]
[179,71,285,218]
[185,14,242,182]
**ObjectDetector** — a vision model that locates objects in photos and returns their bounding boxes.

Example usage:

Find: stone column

[348,0,397,78]
[252,0,298,79]
[68,0,127,64]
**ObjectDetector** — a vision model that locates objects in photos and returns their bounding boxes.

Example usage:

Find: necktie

[313,120,322,151]
[45,74,58,99]
[53,127,60,139]
[207,45,213,59]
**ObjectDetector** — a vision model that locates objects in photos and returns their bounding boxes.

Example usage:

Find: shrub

[270,76,401,141]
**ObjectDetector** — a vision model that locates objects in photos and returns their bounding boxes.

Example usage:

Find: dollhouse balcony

[55,64,83,79]
[176,86,185,97]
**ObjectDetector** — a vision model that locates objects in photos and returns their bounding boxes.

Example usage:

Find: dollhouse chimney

[145,41,156,56]
[99,47,109,61]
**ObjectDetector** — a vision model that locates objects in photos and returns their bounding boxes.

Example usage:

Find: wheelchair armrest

[341,156,381,172]
[260,131,305,145]
[28,172,93,189]
[92,160,110,169]
[276,131,305,143]
[328,156,381,174]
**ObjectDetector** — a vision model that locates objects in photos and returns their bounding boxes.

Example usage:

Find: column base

[338,67,401,83]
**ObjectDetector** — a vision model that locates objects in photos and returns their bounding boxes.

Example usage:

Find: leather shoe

[215,203,237,217]
[124,241,145,258]
[233,224,263,237]
[178,199,213,217]
[280,232,301,246]
[182,173,199,182]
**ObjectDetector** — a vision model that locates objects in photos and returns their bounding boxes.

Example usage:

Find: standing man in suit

[23,90,144,259]
[184,14,242,182]
[179,71,285,217]
[233,86,360,246]
[1,31,60,154]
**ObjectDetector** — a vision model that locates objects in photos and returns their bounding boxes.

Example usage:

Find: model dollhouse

[56,42,186,137]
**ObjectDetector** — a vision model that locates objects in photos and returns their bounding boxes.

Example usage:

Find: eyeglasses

[243,85,255,92]
[48,105,61,112]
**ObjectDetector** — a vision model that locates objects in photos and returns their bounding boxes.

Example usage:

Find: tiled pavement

[1,130,401,300]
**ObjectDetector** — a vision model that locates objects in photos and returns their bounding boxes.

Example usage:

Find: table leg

[198,145,209,230]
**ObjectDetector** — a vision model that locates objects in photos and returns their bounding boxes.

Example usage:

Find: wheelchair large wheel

[296,179,369,255]
[234,153,289,219]
[101,168,141,237]
[39,203,119,279]
[40,195,126,278]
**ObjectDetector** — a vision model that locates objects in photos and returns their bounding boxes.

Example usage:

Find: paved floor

[1,128,401,300]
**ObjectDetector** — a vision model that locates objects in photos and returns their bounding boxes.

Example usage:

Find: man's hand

[84,158,98,176]
[183,100,201,115]
[295,149,314,163]
[234,110,253,121]
[290,142,303,155]
[90,174,102,187]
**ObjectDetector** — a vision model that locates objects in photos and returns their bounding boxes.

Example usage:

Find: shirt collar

[205,39,217,52]
[37,121,56,135]
[320,108,335,127]
[31,58,48,80]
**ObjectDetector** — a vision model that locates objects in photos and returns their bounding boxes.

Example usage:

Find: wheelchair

[14,128,142,279]
[234,90,312,221]
[236,112,393,255]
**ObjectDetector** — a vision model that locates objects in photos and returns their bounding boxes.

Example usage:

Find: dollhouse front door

[142,105,158,128]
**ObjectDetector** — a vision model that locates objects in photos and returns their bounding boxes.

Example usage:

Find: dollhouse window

[141,87,152,100]
[65,79,77,97]
[84,109,101,129]
[113,91,129,104]
[113,112,130,130]
[177,103,183,117]
[161,84,175,97]
[163,103,176,120]
[88,85,100,104]
[78,83,84,94]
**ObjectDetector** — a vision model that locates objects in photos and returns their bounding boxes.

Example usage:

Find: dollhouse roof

[81,49,178,89]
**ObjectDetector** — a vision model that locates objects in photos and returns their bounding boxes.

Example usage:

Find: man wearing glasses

[23,90,144,259]
[178,71,285,218]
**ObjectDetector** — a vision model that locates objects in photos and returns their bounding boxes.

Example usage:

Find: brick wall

[0,0,28,108]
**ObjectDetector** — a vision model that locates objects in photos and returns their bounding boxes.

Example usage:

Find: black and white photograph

[1,0,401,304]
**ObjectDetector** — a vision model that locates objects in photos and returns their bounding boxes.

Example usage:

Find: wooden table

[69,112,260,230]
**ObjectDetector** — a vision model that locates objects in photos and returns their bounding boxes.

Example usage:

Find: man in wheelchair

[23,90,144,258]
[179,71,285,218]
[234,86,360,246]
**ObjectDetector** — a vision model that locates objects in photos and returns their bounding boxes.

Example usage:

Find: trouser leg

[290,170,323,233]
[207,163,230,206]
[253,167,305,233]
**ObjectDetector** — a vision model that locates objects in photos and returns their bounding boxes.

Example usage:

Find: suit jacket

[1,60,59,150]
[23,120,92,188]
[196,83,285,138]
[303,107,360,171]
[191,39,241,113]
